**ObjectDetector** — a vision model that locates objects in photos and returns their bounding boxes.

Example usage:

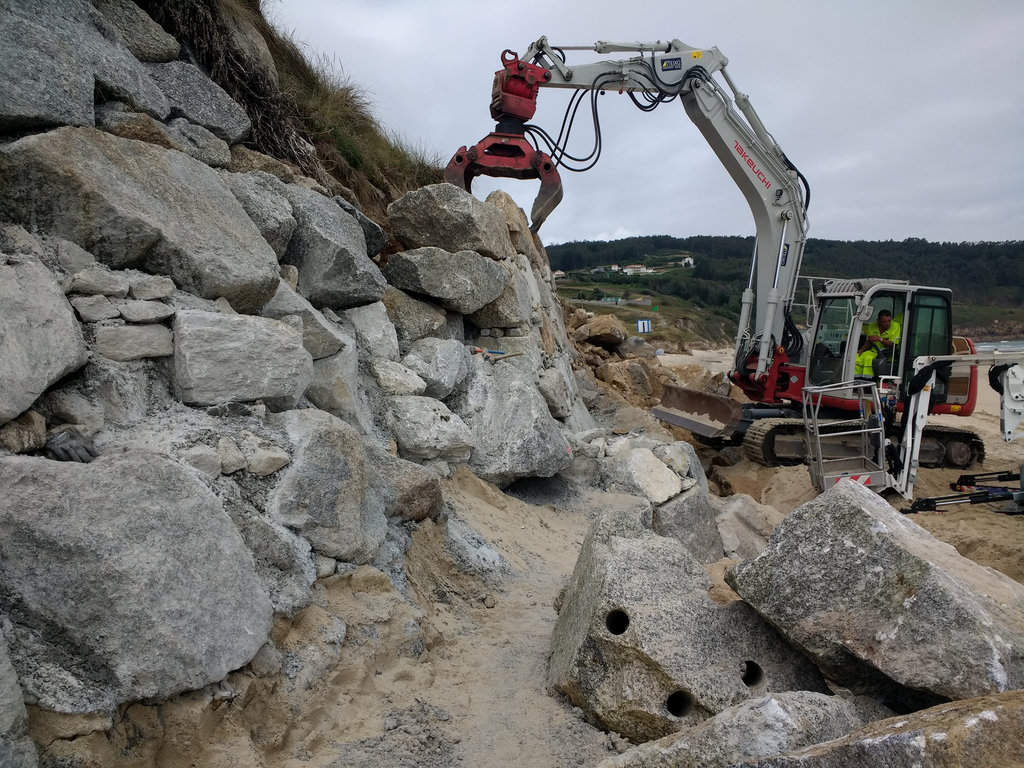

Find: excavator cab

[805,283,972,414]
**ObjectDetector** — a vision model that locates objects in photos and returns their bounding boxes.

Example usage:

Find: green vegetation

[550,236,1024,339]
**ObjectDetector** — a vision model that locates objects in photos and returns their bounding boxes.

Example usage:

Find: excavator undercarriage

[652,384,987,471]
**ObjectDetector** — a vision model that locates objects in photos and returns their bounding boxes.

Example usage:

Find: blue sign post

[637,319,652,333]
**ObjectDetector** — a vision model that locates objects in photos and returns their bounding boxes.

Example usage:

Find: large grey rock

[400,338,471,400]
[93,324,173,361]
[598,692,893,768]
[383,247,509,314]
[344,301,400,363]
[727,480,1024,711]
[335,197,388,258]
[165,118,232,167]
[603,445,682,505]
[381,287,447,355]
[0,257,88,425]
[745,691,1024,768]
[221,170,297,258]
[113,298,175,323]
[70,294,120,322]
[0,453,273,714]
[94,0,179,62]
[485,189,546,266]
[386,396,474,462]
[144,61,251,144]
[225,500,316,618]
[388,183,515,261]
[371,361,427,396]
[0,128,280,312]
[0,0,169,131]
[282,185,386,310]
[448,359,573,487]
[173,310,313,407]
[549,509,828,743]
[656,487,781,564]
[65,265,130,297]
[128,273,176,301]
[365,444,443,523]
[261,280,348,360]
[467,254,534,328]
[306,338,373,434]
[652,441,708,494]
[267,411,386,563]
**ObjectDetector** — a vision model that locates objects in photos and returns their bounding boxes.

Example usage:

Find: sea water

[976,339,1024,353]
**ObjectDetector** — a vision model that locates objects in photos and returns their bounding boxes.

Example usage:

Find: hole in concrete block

[665,690,692,717]
[742,660,764,687]
[605,609,629,635]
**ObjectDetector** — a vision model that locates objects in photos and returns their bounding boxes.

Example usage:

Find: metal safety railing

[802,380,888,492]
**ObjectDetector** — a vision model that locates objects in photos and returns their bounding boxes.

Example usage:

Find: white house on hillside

[622,264,653,275]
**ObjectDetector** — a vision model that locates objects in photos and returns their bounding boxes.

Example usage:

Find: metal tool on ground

[468,346,524,362]
[904,464,1024,515]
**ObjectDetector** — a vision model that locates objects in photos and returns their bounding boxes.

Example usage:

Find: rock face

[267,411,386,563]
[0,5,618,762]
[449,357,573,488]
[549,509,829,743]
[282,184,387,310]
[0,257,88,424]
[744,691,1024,768]
[656,487,783,564]
[728,480,1024,711]
[0,128,280,312]
[0,0,169,131]
[143,61,251,143]
[0,453,274,714]
[387,183,515,261]
[382,247,509,314]
[173,310,314,407]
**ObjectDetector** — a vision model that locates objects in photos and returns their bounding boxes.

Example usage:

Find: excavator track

[743,418,806,466]
[742,418,986,469]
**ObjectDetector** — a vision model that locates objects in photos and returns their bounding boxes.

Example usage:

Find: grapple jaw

[445,133,562,233]
[445,49,563,233]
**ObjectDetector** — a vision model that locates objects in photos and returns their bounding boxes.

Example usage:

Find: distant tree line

[547,236,1024,309]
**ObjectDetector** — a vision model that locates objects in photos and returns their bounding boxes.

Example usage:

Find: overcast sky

[268,1,1024,246]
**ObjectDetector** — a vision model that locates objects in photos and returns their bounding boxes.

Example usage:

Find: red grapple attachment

[445,50,563,233]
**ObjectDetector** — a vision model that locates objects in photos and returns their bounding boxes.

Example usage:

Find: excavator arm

[447,37,809,380]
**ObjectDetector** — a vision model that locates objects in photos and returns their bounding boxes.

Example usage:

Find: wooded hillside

[548,236,1024,310]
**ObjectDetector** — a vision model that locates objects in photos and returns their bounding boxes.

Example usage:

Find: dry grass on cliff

[139,0,442,210]
[256,2,442,196]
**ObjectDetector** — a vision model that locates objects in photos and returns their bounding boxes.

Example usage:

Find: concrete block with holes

[548,507,828,744]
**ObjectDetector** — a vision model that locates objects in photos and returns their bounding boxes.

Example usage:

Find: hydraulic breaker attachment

[444,50,563,232]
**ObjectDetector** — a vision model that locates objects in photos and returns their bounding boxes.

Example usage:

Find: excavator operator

[855,309,901,377]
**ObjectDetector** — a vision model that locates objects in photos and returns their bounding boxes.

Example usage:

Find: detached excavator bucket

[650,383,745,440]
[444,131,562,232]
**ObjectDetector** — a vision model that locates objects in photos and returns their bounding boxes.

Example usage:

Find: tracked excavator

[445,37,1024,492]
